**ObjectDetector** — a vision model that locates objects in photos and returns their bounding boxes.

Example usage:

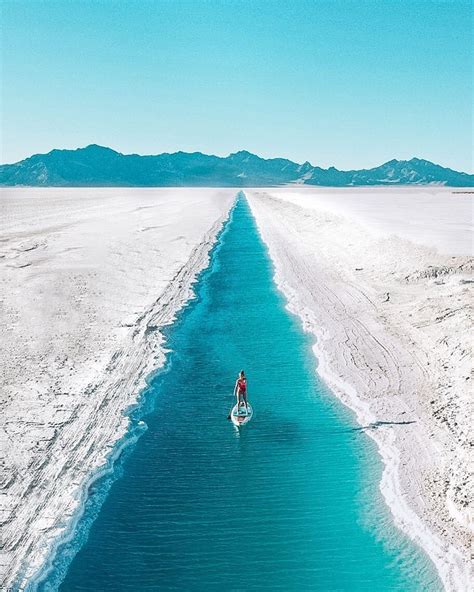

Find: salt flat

[247,187,473,591]
[270,186,473,255]
[0,188,235,589]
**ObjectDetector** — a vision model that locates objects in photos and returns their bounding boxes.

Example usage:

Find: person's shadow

[348,420,416,433]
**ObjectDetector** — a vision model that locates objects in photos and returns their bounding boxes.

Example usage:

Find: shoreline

[29,215,232,590]
[26,417,148,590]
[1,188,236,590]
[28,200,239,590]
[25,202,235,592]
[311,337,469,591]
[246,188,473,591]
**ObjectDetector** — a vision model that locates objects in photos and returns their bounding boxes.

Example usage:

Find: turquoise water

[38,194,439,591]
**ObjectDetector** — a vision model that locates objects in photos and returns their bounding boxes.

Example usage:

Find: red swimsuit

[237,378,247,393]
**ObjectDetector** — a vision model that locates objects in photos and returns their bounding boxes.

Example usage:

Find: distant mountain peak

[230,149,254,156]
[407,157,433,166]
[80,144,120,155]
[228,150,260,162]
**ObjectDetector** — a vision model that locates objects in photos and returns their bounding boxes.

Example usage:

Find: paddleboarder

[234,370,248,412]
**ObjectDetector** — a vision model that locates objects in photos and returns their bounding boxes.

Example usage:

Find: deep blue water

[38,194,439,591]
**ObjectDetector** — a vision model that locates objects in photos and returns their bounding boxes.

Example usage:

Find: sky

[1,0,473,171]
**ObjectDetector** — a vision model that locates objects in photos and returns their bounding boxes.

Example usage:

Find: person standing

[234,370,248,412]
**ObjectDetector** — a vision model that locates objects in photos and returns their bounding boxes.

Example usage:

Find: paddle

[227,401,239,419]
[228,386,237,419]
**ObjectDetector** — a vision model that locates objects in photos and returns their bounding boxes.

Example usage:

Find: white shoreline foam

[0,188,236,590]
[246,187,473,591]
[26,417,149,591]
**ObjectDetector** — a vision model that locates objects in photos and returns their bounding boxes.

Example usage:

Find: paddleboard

[231,403,253,427]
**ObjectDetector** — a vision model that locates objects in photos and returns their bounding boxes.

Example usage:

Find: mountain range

[1,145,472,187]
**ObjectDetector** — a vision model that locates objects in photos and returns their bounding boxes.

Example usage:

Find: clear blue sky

[2,0,472,171]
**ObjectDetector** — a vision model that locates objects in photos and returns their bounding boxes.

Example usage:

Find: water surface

[41,194,439,591]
